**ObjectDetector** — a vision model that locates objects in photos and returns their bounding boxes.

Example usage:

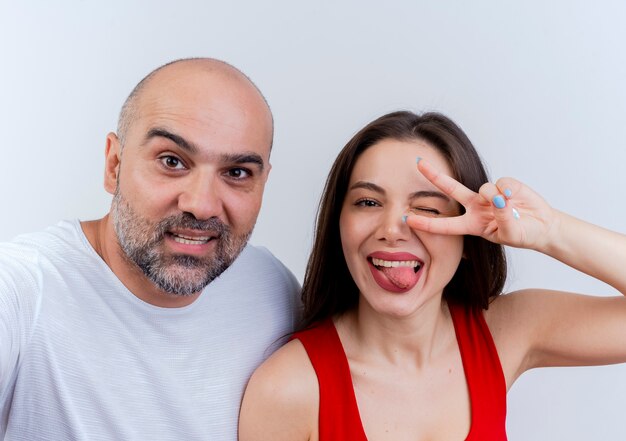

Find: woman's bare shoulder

[247,338,319,401]
[483,290,541,386]
[239,338,319,441]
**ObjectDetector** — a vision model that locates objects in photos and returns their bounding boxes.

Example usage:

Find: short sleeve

[0,244,42,399]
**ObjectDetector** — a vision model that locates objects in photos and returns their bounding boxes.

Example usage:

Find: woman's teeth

[371,258,420,269]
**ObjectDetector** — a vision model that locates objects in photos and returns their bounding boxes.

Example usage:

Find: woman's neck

[337,295,455,370]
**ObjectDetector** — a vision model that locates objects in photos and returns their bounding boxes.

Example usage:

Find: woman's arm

[537,210,626,294]
[239,339,318,441]
[406,158,626,372]
[490,289,626,373]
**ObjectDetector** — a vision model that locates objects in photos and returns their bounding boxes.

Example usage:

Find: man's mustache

[154,213,229,238]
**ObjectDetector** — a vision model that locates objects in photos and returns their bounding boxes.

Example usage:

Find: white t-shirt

[0,220,301,440]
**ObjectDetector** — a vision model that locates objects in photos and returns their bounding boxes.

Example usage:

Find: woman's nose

[375,207,411,244]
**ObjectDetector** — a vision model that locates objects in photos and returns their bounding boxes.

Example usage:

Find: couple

[1,58,625,440]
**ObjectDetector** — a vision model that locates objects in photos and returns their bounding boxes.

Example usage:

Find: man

[0,58,300,440]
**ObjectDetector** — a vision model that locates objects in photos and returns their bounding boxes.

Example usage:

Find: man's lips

[166,231,218,246]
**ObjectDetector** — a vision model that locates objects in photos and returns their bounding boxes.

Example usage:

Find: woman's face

[339,138,464,318]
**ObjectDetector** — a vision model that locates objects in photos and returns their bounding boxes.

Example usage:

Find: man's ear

[263,162,272,183]
[104,132,122,195]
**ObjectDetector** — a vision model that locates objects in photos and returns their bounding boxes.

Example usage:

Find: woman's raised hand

[405,158,558,251]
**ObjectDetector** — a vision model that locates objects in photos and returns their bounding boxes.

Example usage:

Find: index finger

[417,158,476,207]
[405,212,471,236]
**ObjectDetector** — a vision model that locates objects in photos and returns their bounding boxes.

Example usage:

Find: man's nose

[177,173,224,221]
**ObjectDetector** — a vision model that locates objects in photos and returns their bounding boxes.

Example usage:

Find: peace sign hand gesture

[405,158,559,252]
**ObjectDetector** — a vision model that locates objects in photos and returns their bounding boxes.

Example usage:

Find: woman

[239,111,626,440]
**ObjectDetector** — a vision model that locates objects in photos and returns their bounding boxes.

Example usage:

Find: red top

[292,303,508,440]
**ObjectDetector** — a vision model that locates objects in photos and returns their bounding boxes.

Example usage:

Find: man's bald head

[116,58,273,149]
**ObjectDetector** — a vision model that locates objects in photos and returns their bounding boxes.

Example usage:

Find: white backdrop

[1,1,625,439]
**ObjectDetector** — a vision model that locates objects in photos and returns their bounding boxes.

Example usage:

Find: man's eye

[159,156,185,170]
[227,168,251,179]
[355,198,379,207]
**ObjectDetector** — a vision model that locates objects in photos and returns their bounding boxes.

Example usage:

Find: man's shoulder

[0,222,82,319]
[8,219,84,251]
[0,219,88,286]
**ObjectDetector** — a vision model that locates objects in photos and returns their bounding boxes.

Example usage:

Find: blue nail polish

[416,157,422,164]
[402,215,408,223]
[493,195,506,209]
[504,188,512,198]
[512,208,520,220]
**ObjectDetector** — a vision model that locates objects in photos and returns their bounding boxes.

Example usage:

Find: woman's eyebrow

[409,190,450,202]
[349,181,385,194]
[349,183,450,202]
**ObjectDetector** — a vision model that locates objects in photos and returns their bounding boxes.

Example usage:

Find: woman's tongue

[380,266,417,289]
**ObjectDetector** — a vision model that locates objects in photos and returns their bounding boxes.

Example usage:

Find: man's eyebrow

[145,128,198,154]
[145,129,265,171]
[221,153,265,171]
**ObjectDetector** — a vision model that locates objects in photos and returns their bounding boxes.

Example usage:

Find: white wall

[1,1,625,438]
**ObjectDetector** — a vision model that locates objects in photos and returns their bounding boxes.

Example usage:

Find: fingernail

[512,208,520,220]
[416,157,422,164]
[402,215,408,223]
[504,188,512,198]
[493,195,506,209]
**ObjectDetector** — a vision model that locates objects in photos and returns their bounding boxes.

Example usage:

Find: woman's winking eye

[410,206,442,217]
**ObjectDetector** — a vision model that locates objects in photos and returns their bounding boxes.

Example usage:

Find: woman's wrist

[532,208,566,256]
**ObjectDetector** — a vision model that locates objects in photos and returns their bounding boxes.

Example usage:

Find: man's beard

[111,191,251,296]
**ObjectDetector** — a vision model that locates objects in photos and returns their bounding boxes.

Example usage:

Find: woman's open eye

[355,198,380,208]
[159,155,186,170]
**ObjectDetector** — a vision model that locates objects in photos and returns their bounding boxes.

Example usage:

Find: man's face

[105,66,273,296]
